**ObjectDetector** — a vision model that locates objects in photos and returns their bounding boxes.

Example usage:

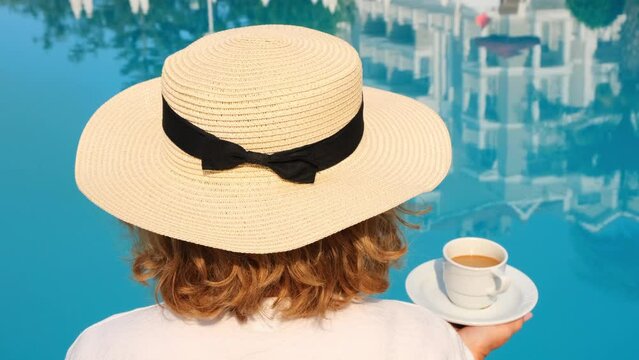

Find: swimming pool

[1,0,637,359]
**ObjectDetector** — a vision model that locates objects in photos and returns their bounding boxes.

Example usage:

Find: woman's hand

[456,313,533,360]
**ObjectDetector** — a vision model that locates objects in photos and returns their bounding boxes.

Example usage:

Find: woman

[68,24,530,359]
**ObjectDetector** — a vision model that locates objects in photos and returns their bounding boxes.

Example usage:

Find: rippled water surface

[1,1,638,359]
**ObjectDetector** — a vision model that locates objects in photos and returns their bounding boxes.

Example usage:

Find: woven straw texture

[75,24,452,254]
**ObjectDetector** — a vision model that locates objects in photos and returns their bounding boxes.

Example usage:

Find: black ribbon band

[162,96,364,184]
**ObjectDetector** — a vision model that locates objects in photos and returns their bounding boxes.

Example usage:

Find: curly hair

[124,204,428,322]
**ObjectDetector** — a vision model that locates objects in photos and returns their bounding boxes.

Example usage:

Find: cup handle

[489,270,511,296]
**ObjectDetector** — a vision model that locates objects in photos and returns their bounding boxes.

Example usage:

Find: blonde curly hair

[124,204,427,322]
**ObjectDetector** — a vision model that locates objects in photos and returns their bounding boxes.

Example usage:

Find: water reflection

[3,0,637,284]
[355,0,638,239]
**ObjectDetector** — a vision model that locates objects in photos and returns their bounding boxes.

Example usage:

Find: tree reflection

[0,0,354,85]
[567,0,639,179]
[567,0,625,29]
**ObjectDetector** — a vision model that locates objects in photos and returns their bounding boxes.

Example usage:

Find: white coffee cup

[442,237,511,309]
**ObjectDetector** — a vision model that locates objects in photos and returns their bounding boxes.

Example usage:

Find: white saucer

[405,259,538,326]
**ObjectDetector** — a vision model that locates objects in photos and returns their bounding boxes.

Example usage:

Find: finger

[523,312,533,322]
[506,317,524,333]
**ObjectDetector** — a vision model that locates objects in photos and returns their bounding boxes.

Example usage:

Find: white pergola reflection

[129,0,150,15]
[69,0,93,19]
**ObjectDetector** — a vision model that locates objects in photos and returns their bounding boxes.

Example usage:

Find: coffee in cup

[451,255,501,268]
[442,237,511,309]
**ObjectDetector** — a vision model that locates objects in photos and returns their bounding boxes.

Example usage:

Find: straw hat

[75,24,452,254]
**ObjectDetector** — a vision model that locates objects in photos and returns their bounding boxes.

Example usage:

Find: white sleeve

[65,331,87,360]
[65,324,103,360]
[65,308,142,359]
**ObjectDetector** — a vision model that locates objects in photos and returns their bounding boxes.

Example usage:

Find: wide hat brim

[75,79,451,253]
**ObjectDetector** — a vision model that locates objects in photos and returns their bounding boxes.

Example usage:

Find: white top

[66,299,474,360]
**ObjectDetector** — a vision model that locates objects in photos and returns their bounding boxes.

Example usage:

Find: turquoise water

[1,1,638,359]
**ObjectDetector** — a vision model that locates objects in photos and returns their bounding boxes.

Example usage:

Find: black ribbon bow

[162,96,364,184]
[200,137,319,183]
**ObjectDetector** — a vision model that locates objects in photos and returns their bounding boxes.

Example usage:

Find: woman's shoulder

[348,298,448,324]
[344,299,473,359]
[369,299,461,338]
[65,304,170,360]
[66,300,474,360]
